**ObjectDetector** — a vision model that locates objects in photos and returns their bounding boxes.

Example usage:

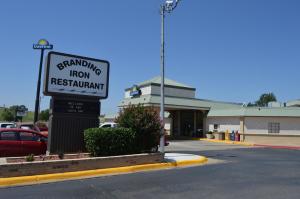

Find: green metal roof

[287,99,300,107]
[119,94,242,110]
[208,107,300,117]
[137,76,195,89]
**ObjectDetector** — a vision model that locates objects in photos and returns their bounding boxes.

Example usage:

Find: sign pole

[33,39,53,124]
[34,49,44,124]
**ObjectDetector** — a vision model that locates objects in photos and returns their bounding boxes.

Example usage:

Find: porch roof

[207,107,300,117]
[119,95,242,111]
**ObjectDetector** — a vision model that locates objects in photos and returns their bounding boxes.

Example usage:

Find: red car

[0,128,47,157]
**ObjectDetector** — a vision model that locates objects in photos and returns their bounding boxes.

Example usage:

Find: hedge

[84,127,135,156]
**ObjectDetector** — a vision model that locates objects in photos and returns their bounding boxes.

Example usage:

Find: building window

[213,124,219,131]
[268,122,280,133]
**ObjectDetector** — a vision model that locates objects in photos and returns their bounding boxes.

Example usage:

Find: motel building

[118,76,300,146]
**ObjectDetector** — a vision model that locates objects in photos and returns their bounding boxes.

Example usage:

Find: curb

[195,138,254,146]
[254,144,300,150]
[0,156,207,187]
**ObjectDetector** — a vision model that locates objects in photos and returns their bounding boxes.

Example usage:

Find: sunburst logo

[130,85,141,97]
[33,39,53,49]
[38,39,49,46]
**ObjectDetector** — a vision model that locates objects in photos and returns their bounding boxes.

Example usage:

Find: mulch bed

[6,153,91,163]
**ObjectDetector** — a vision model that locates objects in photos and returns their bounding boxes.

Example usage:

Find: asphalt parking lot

[1,140,300,199]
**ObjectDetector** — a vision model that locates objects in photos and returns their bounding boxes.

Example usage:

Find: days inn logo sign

[33,39,53,50]
[44,51,109,98]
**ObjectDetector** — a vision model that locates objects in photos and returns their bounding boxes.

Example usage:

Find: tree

[247,102,256,107]
[247,93,277,107]
[1,108,14,121]
[39,109,49,121]
[0,105,28,122]
[115,104,162,152]
[255,93,277,107]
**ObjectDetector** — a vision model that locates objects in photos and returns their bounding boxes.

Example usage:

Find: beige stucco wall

[125,85,195,99]
[243,134,300,146]
[207,116,300,146]
[206,117,240,132]
[151,85,195,98]
[244,117,300,136]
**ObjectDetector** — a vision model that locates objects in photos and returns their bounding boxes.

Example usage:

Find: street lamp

[159,0,181,153]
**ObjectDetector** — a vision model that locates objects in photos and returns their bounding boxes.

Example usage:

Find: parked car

[0,122,16,128]
[99,122,118,128]
[35,122,48,137]
[0,128,47,157]
[16,123,41,132]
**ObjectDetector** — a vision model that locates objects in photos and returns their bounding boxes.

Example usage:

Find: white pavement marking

[164,153,202,162]
[0,158,7,164]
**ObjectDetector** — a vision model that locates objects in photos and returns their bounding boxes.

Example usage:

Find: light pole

[159,0,181,153]
[33,39,53,124]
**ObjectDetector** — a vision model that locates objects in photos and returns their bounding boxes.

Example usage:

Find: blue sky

[0,0,300,114]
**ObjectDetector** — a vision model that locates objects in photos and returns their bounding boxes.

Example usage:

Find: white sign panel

[17,111,27,117]
[44,52,109,98]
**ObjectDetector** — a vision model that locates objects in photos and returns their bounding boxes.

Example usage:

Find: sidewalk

[196,138,300,150]
[0,153,207,187]
[195,138,254,146]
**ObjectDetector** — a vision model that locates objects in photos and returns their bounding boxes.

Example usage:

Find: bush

[25,154,35,162]
[116,104,162,152]
[0,108,14,121]
[39,109,49,121]
[84,127,135,156]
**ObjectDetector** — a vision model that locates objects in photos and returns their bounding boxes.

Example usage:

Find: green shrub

[25,154,35,162]
[116,104,162,152]
[84,127,135,156]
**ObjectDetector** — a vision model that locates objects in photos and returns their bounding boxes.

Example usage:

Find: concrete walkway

[164,153,203,162]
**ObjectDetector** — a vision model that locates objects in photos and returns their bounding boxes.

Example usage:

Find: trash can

[213,132,220,140]
[214,132,225,140]
[219,132,225,140]
[225,130,230,141]
[230,130,235,141]
[235,131,240,141]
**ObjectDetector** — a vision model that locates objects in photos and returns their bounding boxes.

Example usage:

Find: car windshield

[0,124,14,128]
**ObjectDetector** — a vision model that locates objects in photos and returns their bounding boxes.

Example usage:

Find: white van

[0,122,15,128]
[99,122,118,128]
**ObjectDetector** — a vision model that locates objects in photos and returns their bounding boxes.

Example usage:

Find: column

[193,110,197,137]
[177,111,181,137]
[240,117,245,141]
[203,110,207,137]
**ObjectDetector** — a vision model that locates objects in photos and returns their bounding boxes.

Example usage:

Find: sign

[130,85,141,97]
[52,99,100,115]
[33,39,53,50]
[16,105,28,117]
[16,111,27,117]
[44,51,109,98]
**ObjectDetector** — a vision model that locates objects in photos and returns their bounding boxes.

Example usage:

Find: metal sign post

[33,39,53,124]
